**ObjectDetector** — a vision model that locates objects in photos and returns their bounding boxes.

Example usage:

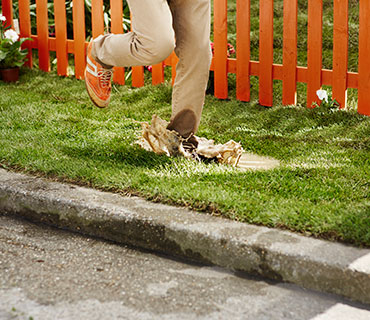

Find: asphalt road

[0,213,369,320]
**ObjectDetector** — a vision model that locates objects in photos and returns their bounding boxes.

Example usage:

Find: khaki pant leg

[167,0,212,137]
[92,0,175,67]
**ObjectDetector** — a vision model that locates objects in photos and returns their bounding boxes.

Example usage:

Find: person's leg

[92,0,175,67]
[166,0,212,139]
[85,0,175,108]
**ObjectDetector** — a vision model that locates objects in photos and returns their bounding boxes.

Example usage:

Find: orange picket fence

[1,0,369,116]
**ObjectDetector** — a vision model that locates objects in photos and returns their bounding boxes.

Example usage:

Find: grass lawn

[0,68,369,248]
[1,0,368,247]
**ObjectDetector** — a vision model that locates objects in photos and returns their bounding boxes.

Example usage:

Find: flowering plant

[314,89,340,110]
[0,14,30,69]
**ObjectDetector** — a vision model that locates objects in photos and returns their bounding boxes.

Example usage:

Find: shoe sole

[84,69,110,108]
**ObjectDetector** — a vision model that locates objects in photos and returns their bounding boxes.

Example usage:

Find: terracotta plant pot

[0,67,20,82]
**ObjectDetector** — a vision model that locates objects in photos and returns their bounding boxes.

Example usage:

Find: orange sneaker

[84,40,113,108]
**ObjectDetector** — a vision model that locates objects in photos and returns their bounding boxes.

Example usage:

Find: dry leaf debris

[137,115,243,167]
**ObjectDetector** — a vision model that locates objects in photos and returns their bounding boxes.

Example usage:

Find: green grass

[1,0,368,247]
[0,68,369,248]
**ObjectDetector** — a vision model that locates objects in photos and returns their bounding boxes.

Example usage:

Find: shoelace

[97,69,113,88]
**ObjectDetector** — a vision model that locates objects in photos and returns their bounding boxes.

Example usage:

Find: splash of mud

[137,115,243,167]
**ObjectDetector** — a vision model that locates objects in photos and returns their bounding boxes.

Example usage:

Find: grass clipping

[137,115,243,167]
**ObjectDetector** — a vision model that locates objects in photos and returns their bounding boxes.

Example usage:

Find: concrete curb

[0,168,369,305]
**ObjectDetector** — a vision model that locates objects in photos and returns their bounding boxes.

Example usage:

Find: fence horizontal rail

[18,35,361,91]
[1,0,369,116]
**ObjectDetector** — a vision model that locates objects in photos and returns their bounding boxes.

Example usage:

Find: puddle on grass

[236,153,280,171]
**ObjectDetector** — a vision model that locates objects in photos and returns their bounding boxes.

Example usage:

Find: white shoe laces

[97,69,113,88]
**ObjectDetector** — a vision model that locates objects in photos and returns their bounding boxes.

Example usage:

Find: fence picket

[7,0,369,116]
[236,0,250,102]
[1,0,12,28]
[110,0,125,85]
[131,66,144,87]
[72,0,86,79]
[358,0,370,116]
[36,0,50,72]
[54,0,68,76]
[332,0,348,109]
[282,0,298,105]
[259,0,274,106]
[91,0,104,38]
[18,0,32,68]
[214,0,228,99]
[307,0,323,107]
[152,62,164,85]
[171,52,179,86]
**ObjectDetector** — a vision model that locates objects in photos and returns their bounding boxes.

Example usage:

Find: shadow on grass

[61,143,172,170]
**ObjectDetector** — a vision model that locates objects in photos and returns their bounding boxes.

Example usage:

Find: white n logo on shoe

[86,56,98,77]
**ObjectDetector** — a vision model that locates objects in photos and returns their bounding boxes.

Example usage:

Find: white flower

[316,89,328,103]
[0,15,6,22]
[4,29,19,43]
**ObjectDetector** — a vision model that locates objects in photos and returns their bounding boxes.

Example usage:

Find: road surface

[0,213,369,320]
